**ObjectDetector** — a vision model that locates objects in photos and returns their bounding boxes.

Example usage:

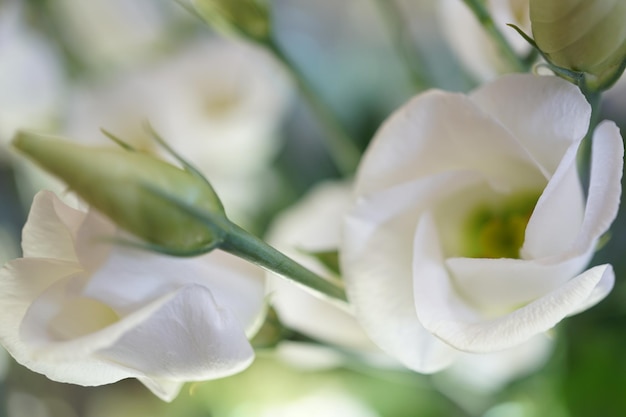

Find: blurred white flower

[0,191,266,401]
[265,182,385,367]
[438,0,531,81]
[48,0,183,70]
[341,74,622,372]
[62,37,290,226]
[0,2,66,161]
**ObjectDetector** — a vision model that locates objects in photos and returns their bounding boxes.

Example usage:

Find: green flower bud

[530,0,626,90]
[192,0,271,42]
[13,131,226,253]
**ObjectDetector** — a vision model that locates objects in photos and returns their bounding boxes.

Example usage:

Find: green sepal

[100,236,220,258]
[100,128,137,152]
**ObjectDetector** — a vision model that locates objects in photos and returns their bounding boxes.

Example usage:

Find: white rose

[0,191,266,401]
[341,74,623,372]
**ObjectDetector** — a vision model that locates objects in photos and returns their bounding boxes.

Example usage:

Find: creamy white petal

[522,140,584,259]
[355,89,546,197]
[98,284,254,381]
[137,377,184,403]
[21,191,84,261]
[524,121,622,263]
[81,247,265,334]
[446,255,590,314]
[470,75,591,174]
[566,121,624,257]
[0,259,83,354]
[419,262,613,352]
[19,278,253,386]
[0,260,135,385]
[343,184,461,372]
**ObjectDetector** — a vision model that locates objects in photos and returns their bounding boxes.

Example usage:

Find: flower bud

[530,0,626,90]
[12,131,226,253]
[191,0,270,43]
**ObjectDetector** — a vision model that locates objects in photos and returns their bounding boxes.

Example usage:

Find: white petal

[470,74,591,174]
[98,284,254,380]
[566,264,615,316]
[81,247,265,336]
[73,207,117,272]
[0,260,135,386]
[20,280,253,386]
[137,377,183,403]
[567,121,624,257]
[355,89,546,197]
[419,263,613,353]
[445,254,590,314]
[0,259,83,355]
[343,186,459,372]
[522,140,585,259]
[21,191,84,261]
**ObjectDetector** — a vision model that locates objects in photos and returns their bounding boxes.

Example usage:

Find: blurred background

[1,0,626,416]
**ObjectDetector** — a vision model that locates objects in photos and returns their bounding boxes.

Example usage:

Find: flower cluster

[1,0,625,411]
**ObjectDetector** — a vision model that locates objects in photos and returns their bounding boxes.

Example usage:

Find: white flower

[0,191,265,401]
[265,182,385,367]
[62,37,289,227]
[438,0,531,81]
[341,74,623,372]
[48,0,181,70]
[270,182,552,388]
[65,38,289,175]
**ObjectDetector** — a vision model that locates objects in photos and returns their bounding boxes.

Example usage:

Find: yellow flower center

[463,192,539,259]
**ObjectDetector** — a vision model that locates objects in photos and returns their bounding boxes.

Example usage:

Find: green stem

[220,220,348,302]
[370,0,428,90]
[462,0,528,72]
[264,37,362,176]
[136,181,348,302]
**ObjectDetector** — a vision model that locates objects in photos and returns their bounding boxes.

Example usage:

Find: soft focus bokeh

[1,0,626,416]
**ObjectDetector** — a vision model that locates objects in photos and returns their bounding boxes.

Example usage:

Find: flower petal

[469,75,591,174]
[20,279,254,387]
[137,377,184,403]
[355,88,546,197]
[418,260,613,352]
[445,255,590,314]
[21,191,84,261]
[522,140,584,259]
[81,247,265,335]
[343,180,463,372]
[567,121,624,257]
[0,259,134,386]
[98,284,254,380]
